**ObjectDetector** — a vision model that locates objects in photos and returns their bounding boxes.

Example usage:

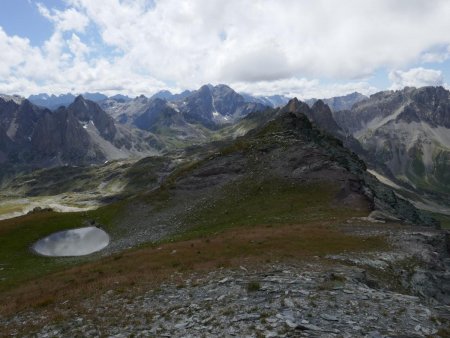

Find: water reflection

[32,226,110,257]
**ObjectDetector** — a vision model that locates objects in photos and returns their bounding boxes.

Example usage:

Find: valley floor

[1,220,449,337]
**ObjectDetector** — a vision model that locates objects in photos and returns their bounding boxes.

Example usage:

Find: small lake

[32,226,110,257]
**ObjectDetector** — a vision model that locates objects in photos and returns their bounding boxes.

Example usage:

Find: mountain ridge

[330,86,450,209]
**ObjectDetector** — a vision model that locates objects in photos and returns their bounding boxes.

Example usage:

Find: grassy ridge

[179,178,368,240]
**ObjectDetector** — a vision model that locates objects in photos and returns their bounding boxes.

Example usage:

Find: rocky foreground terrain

[2,220,450,337]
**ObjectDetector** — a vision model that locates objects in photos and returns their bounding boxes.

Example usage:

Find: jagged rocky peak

[69,95,100,120]
[311,99,328,110]
[137,94,148,100]
[67,95,117,141]
[70,95,105,117]
[0,94,26,105]
[348,85,450,130]
[72,94,89,109]
[282,97,309,113]
[309,99,342,134]
[310,99,333,119]
[0,96,43,145]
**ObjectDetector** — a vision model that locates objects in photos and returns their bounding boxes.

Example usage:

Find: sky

[1,0,450,99]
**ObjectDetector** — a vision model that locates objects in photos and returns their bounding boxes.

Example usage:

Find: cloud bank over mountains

[0,0,450,98]
[389,67,444,90]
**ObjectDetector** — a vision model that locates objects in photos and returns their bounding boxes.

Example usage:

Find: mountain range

[1,95,436,227]
[305,92,368,112]
[0,95,157,174]
[2,84,450,216]
[28,86,290,111]
[28,92,109,110]
[333,86,450,198]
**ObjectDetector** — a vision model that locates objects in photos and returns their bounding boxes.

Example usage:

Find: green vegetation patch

[178,177,367,240]
[431,212,450,229]
[0,201,124,291]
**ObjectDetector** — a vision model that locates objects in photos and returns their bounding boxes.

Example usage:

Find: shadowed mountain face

[132,98,176,131]
[333,86,450,195]
[0,95,158,175]
[0,96,42,146]
[31,107,97,164]
[308,100,343,135]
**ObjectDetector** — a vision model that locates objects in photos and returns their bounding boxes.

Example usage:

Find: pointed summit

[68,96,117,141]
[73,94,88,107]
[285,97,300,112]
[74,94,85,101]
[311,99,328,110]
[282,98,310,114]
[308,99,343,137]
[69,95,94,120]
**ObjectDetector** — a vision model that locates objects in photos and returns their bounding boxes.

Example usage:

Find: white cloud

[1,0,450,97]
[68,34,89,60]
[389,67,444,89]
[421,45,450,63]
[0,28,31,77]
[37,3,89,32]
[231,78,377,100]
[67,0,450,85]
